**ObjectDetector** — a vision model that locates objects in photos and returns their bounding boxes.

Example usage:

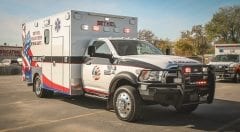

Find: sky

[0,0,240,46]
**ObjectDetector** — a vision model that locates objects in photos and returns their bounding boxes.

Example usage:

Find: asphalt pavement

[0,75,239,132]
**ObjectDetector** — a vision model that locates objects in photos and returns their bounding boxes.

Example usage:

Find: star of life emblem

[55,18,61,32]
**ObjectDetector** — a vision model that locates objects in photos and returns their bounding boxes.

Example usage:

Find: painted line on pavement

[0,99,41,106]
[0,110,106,132]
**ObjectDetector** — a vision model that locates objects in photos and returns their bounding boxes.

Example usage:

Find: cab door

[82,40,114,95]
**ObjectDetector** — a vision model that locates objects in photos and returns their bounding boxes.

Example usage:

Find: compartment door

[51,36,65,92]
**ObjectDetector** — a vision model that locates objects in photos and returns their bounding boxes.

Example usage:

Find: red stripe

[83,88,108,96]
[31,61,38,67]
[28,49,33,56]
[42,75,70,93]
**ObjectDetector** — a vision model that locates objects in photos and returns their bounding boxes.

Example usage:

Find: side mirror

[166,48,170,55]
[88,46,96,57]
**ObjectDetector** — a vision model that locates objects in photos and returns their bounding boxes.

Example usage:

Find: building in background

[0,45,22,60]
[215,44,240,55]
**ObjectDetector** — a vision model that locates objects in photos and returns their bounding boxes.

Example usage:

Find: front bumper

[215,71,235,80]
[138,83,214,106]
[137,65,215,106]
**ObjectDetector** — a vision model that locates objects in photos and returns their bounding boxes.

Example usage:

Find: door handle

[86,61,91,65]
[53,61,56,66]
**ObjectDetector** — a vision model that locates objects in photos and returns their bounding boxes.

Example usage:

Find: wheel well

[115,79,136,90]
[33,73,39,81]
[107,78,138,110]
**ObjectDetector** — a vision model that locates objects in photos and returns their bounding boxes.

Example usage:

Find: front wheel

[113,85,142,122]
[234,73,240,83]
[175,104,199,114]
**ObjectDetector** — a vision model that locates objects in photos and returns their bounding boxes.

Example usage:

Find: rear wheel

[33,75,53,98]
[175,104,199,114]
[113,85,142,122]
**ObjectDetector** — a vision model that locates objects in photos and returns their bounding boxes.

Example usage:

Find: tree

[138,29,157,43]
[175,25,213,59]
[154,39,172,54]
[174,38,194,56]
[191,25,210,58]
[3,42,7,46]
[205,6,240,43]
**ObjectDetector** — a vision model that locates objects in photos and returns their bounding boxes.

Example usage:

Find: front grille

[214,65,228,72]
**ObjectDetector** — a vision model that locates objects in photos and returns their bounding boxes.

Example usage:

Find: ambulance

[22,10,215,121]
[209,44,240,82]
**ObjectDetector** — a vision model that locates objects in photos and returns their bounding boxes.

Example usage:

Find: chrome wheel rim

[35,78,41,95]
[116,92,132,118]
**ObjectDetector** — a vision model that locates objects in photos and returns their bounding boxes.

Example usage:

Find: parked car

[0,58,19,66]
[0,59,21,75]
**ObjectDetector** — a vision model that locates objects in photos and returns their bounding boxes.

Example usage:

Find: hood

[208,61,236,66]
[120,55,200,69]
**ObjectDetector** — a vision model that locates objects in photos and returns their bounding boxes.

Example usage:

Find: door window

[92,41,111,54]
[44,29,50,44]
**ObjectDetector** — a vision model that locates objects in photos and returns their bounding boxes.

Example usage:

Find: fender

[110,72,138,92]
[107,72,138,110]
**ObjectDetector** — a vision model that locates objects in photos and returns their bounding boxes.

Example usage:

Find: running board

[84,93,108,100]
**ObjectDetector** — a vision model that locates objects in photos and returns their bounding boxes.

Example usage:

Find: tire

[175,104,199,114]
[113,85,142,122]
[234,73,240,83]
[33,75,52,98]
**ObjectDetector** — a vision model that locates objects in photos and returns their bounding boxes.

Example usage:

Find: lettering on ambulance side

[104,65,116,75]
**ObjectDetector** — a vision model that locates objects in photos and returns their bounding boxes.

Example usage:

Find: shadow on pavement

[136,99,240,131]
[51,94,240,131]
[50,94,107,109]
[216,79,239,84]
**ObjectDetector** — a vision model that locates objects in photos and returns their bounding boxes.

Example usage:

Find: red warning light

[93,26,100,31]
[124,28,130,33]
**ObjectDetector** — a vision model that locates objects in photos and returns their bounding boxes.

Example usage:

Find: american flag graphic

[23,32,32,69]
[22,27,32,81]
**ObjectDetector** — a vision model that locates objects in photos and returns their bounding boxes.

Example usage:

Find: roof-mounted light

[105,17,110,21]
[114,28,120,33]
[44,19,50,26]
[81,24,89,30]
[93,25,100,31]
[123,28,130,33]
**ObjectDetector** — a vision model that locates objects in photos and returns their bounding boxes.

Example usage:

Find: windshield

[110,40,163,56]
[212,54,239,62]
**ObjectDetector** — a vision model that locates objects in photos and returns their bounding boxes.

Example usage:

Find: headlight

[202,67,208,72]
[139,70,163,82]
[229,63,238,72]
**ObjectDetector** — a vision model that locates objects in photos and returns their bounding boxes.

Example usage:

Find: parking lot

[0,75,239,132]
